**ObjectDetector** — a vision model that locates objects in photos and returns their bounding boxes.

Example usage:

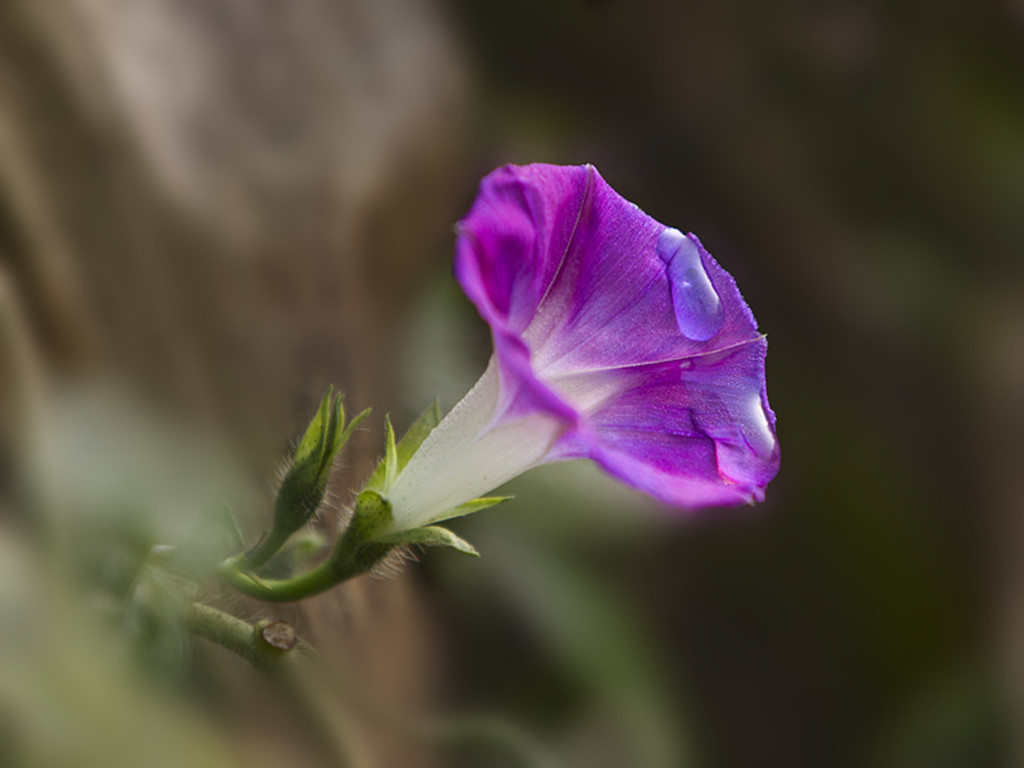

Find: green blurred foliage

[0,388,250,768]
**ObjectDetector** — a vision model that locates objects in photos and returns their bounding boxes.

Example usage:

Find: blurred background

[0,1,1020,766]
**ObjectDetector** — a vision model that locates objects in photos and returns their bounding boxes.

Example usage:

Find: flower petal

[546,337,779,507]
[527,179,760,375]
[454,163,591,335]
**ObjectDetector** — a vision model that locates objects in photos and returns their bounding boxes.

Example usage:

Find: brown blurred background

[0,1,1021,767]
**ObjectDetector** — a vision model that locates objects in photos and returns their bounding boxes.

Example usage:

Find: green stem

[238,526,293,572]
[218,558,338,603]
[218,548,386,603]
[183,603,299,674]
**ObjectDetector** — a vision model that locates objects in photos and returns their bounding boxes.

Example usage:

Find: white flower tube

[385,359,564,531]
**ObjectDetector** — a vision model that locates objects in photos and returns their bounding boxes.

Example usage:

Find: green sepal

[393,399,441,471]
[325,489,394,578]
[373,525,479,557]
[332,488,392,555]
[232,388,365,572]
[273,388,364,535]
[443,496,513,521]
[336,407,371,455]
[320,389,344,468]
[331,489,481,581]
[274,389,334,529]
[219,489,482,602]
[384,416,398,490]
[291,386,334,479]
[365,400,442,493]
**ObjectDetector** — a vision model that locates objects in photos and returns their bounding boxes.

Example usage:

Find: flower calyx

[332,401,508,576]
[333,489,481,576]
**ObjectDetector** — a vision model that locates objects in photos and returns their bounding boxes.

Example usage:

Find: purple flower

[385,163,778,530]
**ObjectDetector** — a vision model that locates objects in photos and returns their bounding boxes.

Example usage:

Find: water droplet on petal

[741,392,775,456]
[656,228,724,342]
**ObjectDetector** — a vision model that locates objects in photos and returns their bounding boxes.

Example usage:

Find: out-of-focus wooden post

[0,2,469,765]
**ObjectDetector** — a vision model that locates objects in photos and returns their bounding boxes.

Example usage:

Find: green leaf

[374,525,479,557]
[365,401,442,492]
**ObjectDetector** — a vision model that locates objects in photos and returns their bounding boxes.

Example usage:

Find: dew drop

[741,392,775,456]
[656,228,724,342]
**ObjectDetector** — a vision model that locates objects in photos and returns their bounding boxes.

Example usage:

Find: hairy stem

[183,603,297,673]
[219,545,389,603]
[218,557,345,602]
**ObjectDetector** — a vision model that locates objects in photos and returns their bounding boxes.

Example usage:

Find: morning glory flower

[385,163,779,531]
